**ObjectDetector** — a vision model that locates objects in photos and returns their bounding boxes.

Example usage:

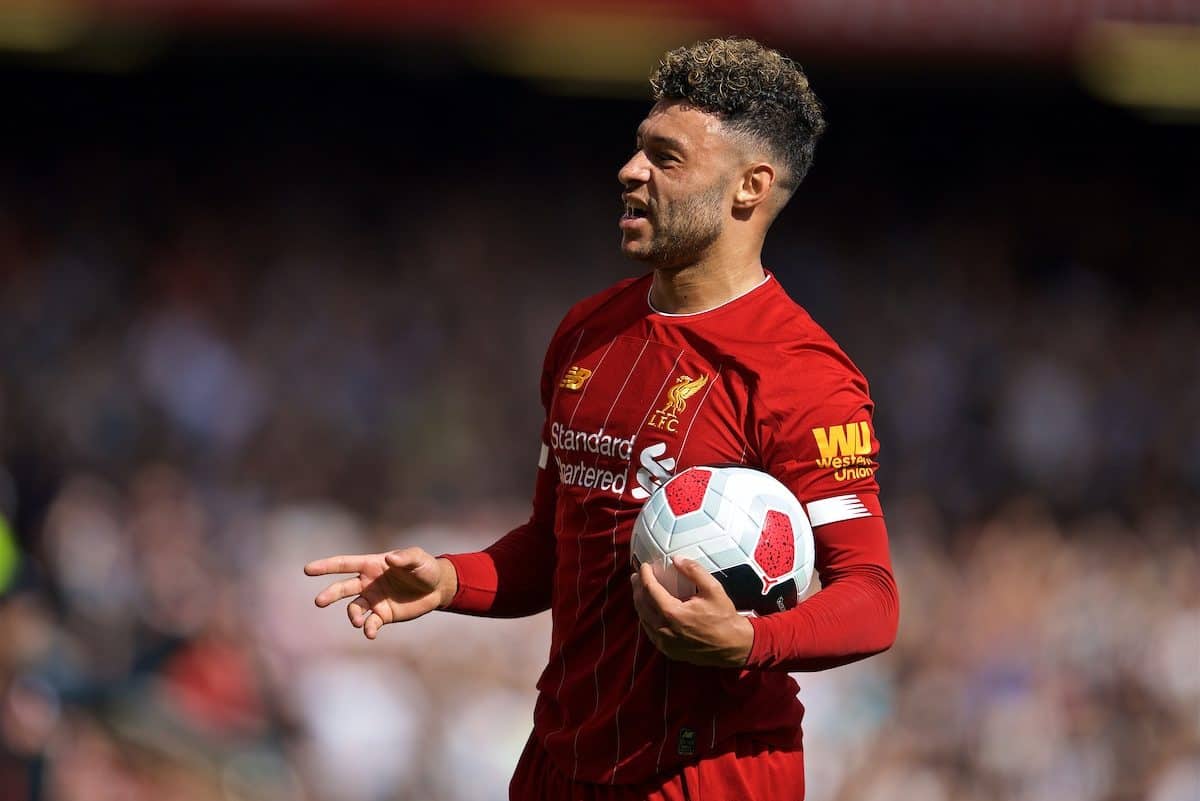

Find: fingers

[304,554,375,577]
[631,571,668,631]
[383,547,427,570]
[314,577,364,608]
[347,596,370,628]
[639,562,684,615]
[673,557,723,599]
[631,581,661,627]
[308,547,442,641]
[351,598,393,636]
[352,591,440,635]
[631,571,678,658]
[632,560,746,668]
[363,594,404,639]
[364,611,384,640]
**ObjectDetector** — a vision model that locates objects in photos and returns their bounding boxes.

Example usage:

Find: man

[306,37,898,800]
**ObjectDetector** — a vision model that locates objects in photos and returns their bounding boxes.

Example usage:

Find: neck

[648,239,766,314]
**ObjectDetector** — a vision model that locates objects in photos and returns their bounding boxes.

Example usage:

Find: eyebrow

[636,129,686,153]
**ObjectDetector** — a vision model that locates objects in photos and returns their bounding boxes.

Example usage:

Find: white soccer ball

[630,466,815,616]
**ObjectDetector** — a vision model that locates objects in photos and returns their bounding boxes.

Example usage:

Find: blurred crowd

[0,69,1197,801]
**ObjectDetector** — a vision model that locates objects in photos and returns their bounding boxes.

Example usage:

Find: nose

[618,150,651,188]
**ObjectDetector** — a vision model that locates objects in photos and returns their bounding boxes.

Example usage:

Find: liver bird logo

[664,374,708,415]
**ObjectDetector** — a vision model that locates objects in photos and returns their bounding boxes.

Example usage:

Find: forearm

[744,561,898,671]
[744,514,899,672]
[441,521,555,618]
[440,440,559,618]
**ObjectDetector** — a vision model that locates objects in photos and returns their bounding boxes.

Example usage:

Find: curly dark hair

[650,37,826,190]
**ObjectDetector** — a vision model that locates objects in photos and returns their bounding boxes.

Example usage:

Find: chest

[547,332,753,506]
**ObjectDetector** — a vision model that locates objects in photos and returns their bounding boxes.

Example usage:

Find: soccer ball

[630,466,815,616]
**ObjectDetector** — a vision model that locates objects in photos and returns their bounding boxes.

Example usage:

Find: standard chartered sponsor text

[550,422,634,460]
[555,458,628,494]
[550,422,634,494]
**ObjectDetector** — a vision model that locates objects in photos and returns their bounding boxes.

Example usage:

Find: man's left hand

[630,557,754,668]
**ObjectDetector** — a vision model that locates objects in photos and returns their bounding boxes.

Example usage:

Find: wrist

[741,613,776,670]
[730,613,755,667]
[435,557,459,608]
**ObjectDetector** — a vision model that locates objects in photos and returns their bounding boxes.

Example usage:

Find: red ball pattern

[664,469,712,516]
[754,510,795,579]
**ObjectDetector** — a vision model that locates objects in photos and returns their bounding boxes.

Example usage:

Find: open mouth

[623,205,649,220]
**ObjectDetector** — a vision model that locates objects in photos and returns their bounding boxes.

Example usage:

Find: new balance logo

[560,366,592,391]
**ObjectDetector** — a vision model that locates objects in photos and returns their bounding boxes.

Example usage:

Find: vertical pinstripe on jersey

[542,332,612,751]
[653,363,722,775]
[606,347,686,784]
[673,364,722,469]
[567,337,654,780]
[613,613,642,785]
[542,335,729,783]
[698,370,734,757]
[655,659,673,775]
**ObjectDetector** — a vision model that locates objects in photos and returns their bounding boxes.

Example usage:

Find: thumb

[384,548,426,570]
[672,557,722,597]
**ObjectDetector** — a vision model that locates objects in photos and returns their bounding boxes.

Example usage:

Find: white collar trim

[647,273,772,317]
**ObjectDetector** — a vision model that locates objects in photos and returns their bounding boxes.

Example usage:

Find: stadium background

[1,2,1198,800]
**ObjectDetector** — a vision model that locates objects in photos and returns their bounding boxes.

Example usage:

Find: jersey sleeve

[759,350,881,511]
[440,431,558,618]
[439,317,569,618]
[744,350,899,671]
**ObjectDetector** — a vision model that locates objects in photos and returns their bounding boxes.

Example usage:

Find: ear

[732,163,776,211]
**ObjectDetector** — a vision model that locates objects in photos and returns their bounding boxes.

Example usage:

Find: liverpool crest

[648,373,708,433]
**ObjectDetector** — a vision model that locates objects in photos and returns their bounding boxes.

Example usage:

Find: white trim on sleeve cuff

[806,494,871,527]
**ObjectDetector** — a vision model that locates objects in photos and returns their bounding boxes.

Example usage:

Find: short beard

[631,182,725,269]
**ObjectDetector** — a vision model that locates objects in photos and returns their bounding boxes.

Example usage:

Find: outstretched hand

[304,547,457,639]
[630,557,754,668]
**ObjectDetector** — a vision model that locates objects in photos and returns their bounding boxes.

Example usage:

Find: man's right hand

[304,548,459,639]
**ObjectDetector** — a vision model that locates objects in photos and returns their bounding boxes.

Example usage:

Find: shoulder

[744,278,870,397]
[550,275,646,348]
[539,276,646,389]
[746,282,881,489]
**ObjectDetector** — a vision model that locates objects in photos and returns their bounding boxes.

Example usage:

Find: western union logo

[560,366,592,391]
[812,422,874,481]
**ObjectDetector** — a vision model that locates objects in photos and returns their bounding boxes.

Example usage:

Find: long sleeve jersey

[443,272,899,785]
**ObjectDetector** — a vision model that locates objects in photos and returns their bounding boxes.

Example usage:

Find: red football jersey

[445,272,897,785]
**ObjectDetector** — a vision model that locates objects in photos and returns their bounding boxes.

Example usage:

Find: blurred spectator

[0,65,1196,801]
